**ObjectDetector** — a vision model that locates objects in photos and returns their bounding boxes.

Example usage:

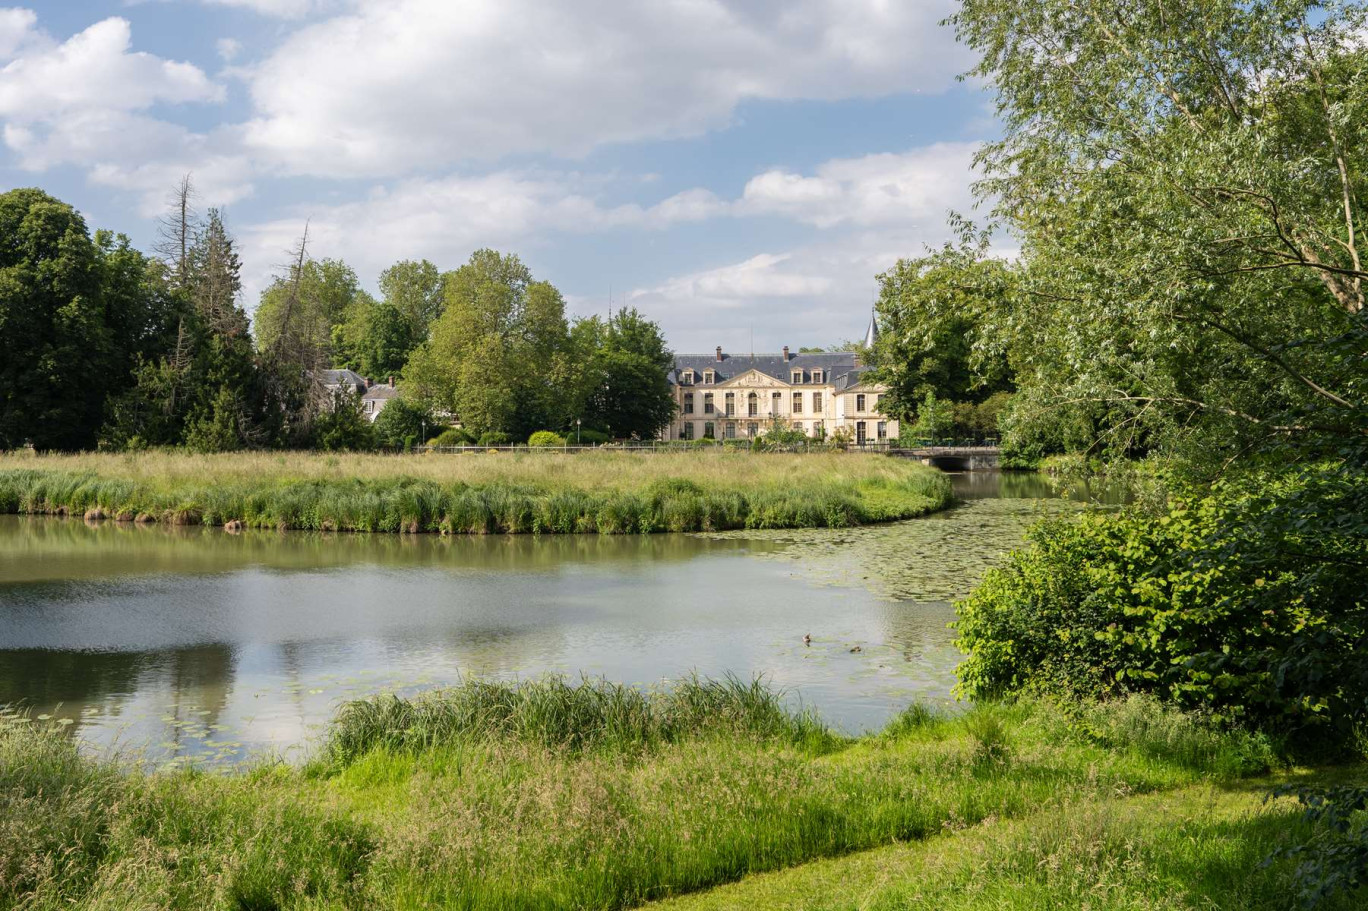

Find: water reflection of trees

[0,644,235,736]
[0,516,772,585]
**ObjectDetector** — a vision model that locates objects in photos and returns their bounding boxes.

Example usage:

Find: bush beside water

[0,451,951,534]
[955,465,1368,746]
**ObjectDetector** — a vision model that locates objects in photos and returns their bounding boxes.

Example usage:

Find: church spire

[863,306,879,348]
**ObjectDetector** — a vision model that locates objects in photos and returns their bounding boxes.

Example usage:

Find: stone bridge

[890,446,1000,471]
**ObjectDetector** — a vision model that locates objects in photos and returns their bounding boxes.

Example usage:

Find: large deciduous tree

[403,250,571,438]
[569,308,675,439]
[0,189,177,451]
[870,231,1015,422]
[954,0,1368,468]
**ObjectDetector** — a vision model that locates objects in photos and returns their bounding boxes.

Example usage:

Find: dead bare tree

[156,174,199,290]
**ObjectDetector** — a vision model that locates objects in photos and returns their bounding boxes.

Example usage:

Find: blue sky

[1,1,997,352]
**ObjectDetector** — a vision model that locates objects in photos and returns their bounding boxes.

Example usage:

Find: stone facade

[662,345,896,443]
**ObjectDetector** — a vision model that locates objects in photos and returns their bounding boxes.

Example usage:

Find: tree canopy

[951,0,1367,467]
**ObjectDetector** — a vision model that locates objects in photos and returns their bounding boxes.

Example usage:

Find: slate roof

[362,384,399,401]
[667,352,877,389]
[320,368,367,390]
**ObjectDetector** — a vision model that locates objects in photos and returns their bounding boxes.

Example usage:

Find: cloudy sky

[0,1,993,352]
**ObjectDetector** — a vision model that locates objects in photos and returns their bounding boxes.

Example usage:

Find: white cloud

[635,253,834,306]
[739,142,981,227]
[216,37,242,61]
[239,0,968,176]
[627,232,928,352]
[0,14,246,213]
[0,17,221,120]
[200,0,328,17]
[0,7,36,60]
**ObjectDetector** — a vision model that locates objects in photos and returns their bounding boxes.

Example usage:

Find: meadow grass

[0,450,951,534]
[652,782,1367,911]
[4,678,1354,911]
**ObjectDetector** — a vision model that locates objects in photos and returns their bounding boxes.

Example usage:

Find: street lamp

[576,418,582,445]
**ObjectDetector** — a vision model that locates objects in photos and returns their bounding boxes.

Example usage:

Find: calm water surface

[0,472,1102,763]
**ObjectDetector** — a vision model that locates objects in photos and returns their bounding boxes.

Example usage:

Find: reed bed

[0,450,951,534]
[320,674,835,765]
[0,680,1312,911]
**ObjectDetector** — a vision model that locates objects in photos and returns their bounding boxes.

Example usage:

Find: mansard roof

[668,352,863,386]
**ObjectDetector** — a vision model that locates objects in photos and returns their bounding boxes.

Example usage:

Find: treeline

[0,184,675,452]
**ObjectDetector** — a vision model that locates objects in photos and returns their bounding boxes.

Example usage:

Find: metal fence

[415,438,997,455]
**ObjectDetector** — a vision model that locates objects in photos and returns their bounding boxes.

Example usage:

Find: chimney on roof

[783,345,790,361]
[388,376,395,387]
[365,377,373,389]
[715,346,723,362]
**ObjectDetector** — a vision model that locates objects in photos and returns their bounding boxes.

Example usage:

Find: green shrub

[428,428,473,447]
[955,465,1368,743]
[527,430,567,447]
[373,398,431,450]
[574,428,611,445]
[477,431,511,446]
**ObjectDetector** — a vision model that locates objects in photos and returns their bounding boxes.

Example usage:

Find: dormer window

[791,370,803,384]
[703,370,715,384]
[811,370,824,384]
[681,370,695,385]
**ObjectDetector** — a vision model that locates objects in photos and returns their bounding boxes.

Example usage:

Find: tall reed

[0,451,951,535]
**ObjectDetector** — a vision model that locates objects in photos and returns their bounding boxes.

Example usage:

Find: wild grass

[655,784,1368,911]
[0,680,1330,911]
[0,449,951,534]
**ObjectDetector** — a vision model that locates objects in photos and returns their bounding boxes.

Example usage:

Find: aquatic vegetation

[0,451,951,535]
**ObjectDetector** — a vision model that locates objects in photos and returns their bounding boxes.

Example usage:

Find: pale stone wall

[664,367,897,443]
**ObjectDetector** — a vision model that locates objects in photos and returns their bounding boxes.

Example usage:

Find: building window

[771,391,782,415]
[725,392,735,416]
[681,370,694,385]
[683,393,694,414]
[725,422,736,439]
[856,393,866,412]
[747,392,758,416]
[364,401,374,414]
[813,420,825,439]
[703,370,715,384]
[812,370,823,383]
[856,421,867,444]
[877,421,887,441]
[704,393,714,414]
[682,421,694,440]
[812,392,823,412]
[792,392,803,413]
[747,422,758,438]
[791,421,803,432]
[703,422,715,439]
[791,370,803,384]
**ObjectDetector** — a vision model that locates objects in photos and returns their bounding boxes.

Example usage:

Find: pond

[0,472,1108,764]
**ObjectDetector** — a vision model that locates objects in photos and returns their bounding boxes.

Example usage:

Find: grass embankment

[0,450,951,534]
[4,677,1362,910]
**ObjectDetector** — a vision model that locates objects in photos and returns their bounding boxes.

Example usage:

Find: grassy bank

[654,783,1364,911]
[0,450,951,534]
[4,676,1362,910]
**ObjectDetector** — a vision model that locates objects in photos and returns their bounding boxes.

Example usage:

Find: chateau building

[662,315,896,444]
